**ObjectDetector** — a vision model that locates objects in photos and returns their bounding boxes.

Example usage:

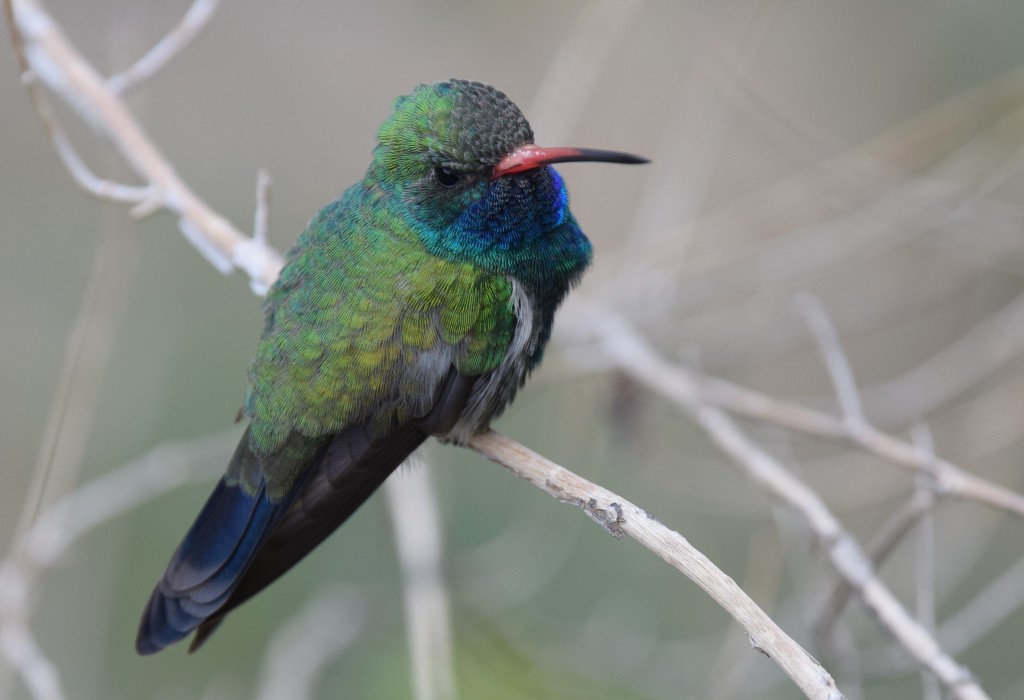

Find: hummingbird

[136,79,646,655]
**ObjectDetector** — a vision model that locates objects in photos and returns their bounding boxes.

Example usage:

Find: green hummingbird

[136,79,646,654]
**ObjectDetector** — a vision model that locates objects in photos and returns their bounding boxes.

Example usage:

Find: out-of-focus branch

[107,0,220,95]
[580,309,989,700]
[467,430,845,700]
[0,433,233,700]
[385,458,458,700]
[684,366,1024,518]
[860,549,1024,678]
[793,295,867,429]
[814,483,939,654]
[4,0,282,294]
[561,296,1024,520]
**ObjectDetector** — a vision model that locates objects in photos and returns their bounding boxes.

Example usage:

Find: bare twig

[861,546,1024,679]
[3,0,151,204]
[794,295,866,429]
[676,370,1024,519]
[939,555,1024,657]
[582,309,989,700]
[253,168,272,246]
[814,487,939,653]
[911,425,941,700]
[467,430,845,700]
[107,0,220,95]
[701,528,785,700]
[8,220,131,546]
[0,433,233,700]
[5,0,282,294]
[385,457,458,700]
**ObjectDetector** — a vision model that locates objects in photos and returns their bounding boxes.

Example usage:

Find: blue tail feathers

[135,478,286,655]
[136,423,429,654]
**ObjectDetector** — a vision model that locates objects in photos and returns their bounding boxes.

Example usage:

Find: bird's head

[368,80,646,281]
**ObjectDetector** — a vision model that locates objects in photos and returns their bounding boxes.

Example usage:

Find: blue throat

[417,166,592,296]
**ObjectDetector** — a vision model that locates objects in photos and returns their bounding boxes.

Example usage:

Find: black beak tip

[621,153,650,165]
[573,148,650,166]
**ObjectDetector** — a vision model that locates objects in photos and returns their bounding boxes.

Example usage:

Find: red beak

[493,145,648,178]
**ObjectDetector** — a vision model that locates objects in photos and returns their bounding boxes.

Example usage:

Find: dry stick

[467,431,845,700]
[701,528,786,700]
[0,175,137,700]
[862,552,1024,678]
[792,296,867,429]
[385,458,458,700]
[689,373,1024,519]
[6,0,283,293]
[814,486,939,656]
[585,310,989,700]
[911,425,941,700]
[3,0,150,203]
[0,433,233,700]
[794,297,943,666]
[107,0,220,95]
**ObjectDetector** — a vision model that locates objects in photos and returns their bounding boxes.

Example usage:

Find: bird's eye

[433,166,460,188]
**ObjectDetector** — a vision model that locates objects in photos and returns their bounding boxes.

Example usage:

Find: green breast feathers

[243,195,516,455]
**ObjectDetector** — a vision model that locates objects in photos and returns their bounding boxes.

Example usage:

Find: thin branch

[385,457,459,700]
[939,555,1024,657]
[107,0,220,95]
[861,545,1024,678]
[701,528,786,700]
[794,295,866,429]
[253,168,272,246]
[3,0,151,204]
[0,433,233,700]
[814,486,939,652]
[0,622,61,700]
[911,425,941,700]
[467,430,846,700]
[562,302,1024,520]
[6,0,282,293]
[583,309,989,700]
[795,301,944,682]
[680,370,1024,519]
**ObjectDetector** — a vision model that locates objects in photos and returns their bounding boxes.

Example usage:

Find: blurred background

[3,1,1024,698]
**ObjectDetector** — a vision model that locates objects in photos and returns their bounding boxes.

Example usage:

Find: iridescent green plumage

[242,189,517,495]
[136,79,646,655]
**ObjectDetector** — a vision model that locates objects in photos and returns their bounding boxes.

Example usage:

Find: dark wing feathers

[136,475,288,654]
[189,424,429,651]
[136,372,480,655]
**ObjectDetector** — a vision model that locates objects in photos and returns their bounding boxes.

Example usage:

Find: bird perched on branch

[136,79,647,654]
